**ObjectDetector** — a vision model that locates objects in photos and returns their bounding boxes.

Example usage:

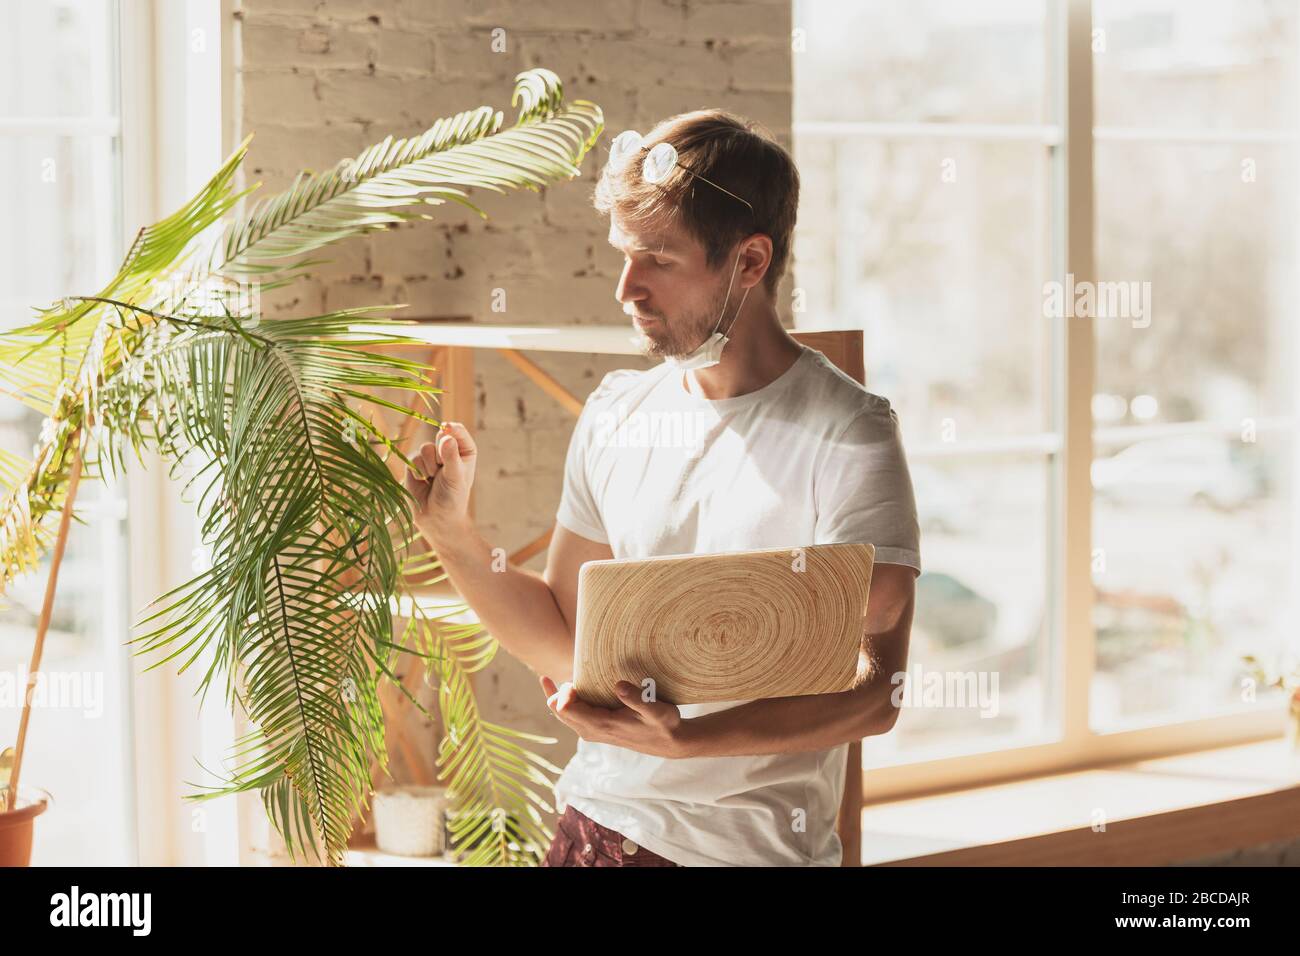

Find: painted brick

[684,1,790,40]
[315,70,434,125]
[541,176,601,229]
[309,0,405,23]
[727,40,793,92]
[245,121,374,184]
[636,83,790,134]
[636,0,688,36]
[399,0,492,26]
[434,31,527,80]
[238,0,792,835]
[321,274,403,311]
[533,227,601,279]
[369,222,435,281]
[445,225,540,281]
[245,0,325,15]
[375,26,435,72]
[583,38,728,90]
[451,0,636,32]
[243,70,323,128]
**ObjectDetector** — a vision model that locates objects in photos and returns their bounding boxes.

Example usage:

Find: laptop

[572,542,875,708]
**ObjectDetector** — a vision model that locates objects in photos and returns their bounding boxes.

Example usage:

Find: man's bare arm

[434,518,610,683]
[404,422,611,684]
[679,561,916,756]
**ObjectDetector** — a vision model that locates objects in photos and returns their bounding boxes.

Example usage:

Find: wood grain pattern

[573,543,874,708]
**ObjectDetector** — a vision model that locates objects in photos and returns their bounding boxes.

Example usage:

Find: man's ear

[739,233,773,289]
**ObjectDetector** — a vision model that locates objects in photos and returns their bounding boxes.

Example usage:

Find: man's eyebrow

[607,234,681,255]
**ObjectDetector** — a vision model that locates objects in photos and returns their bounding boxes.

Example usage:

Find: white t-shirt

[553,342,921,866]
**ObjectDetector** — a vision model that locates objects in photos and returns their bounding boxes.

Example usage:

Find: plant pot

[372,785,449,857]
[0,789,51,867]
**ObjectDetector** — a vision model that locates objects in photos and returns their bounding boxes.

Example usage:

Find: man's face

[609,214,735,360]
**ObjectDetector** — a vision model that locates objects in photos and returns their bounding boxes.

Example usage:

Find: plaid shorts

[542,805,680,867]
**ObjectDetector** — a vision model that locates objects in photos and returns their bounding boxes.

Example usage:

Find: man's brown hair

[593,109,799,294]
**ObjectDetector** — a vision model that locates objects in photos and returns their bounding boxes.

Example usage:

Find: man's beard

[629,281,730,360]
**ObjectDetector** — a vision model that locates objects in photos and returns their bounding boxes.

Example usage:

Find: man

[404,109,921,867]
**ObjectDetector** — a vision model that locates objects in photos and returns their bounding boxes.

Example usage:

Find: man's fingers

[615,680,671,722]
[418,441,440,474]
[542,680,585,716]
[440,421,476,459]
[437,430,462,482]
[402,465,428,503]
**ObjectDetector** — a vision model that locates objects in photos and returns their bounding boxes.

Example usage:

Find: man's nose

[615,259,647,307]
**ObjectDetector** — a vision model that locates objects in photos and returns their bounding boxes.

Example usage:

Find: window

[1091,0,1297,728]
[0,0,136,865]
[793,0,1296,790]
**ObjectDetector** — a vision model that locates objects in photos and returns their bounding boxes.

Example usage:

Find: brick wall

[233,0,793,841]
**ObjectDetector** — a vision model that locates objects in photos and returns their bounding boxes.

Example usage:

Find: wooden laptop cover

[572,543,875,708]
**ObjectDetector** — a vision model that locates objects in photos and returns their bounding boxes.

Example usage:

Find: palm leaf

[0,68,603,865]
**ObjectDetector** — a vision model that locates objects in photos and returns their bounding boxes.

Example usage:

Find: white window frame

[0,0,138,865]
[795,0,1293,803]
[120,0,241,866]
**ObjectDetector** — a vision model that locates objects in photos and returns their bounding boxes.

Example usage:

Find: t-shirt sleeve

[814,400,922,573]
[554,374,613,545]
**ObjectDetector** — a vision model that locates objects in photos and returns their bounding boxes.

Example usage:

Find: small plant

[1241,650,1300,748]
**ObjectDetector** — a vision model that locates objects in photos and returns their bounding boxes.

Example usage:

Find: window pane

[0,1,118,119]
[794,136,1051,440]
[1091,430,1294,727]
[795,1,1060,768]
[0,3,131,865]
[1094,0,1299,131]
[0,481,133,865]
[0,135,121,312]
[794,0,1049,125]
[1094,143,1297,425]
[1092,2,1299,729]
[865,455,1052,765]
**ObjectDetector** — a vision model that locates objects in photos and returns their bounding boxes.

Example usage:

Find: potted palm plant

[0,68,602,867]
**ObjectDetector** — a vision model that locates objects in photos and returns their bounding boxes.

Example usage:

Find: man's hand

[403,421,477,546]
[541,676,688,758]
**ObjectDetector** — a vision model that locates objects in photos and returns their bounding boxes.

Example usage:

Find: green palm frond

[0,68,604,865]
[383,563,561,866]
[117,310,434,865]
[193,66,600,290]
[0,143,251,409]
[408,599,563,866]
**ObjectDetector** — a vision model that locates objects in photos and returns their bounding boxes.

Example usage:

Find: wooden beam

[791,329,864,385]
[789,330,868,867]
[499,348,585,418]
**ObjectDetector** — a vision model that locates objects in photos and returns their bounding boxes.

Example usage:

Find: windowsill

[345,832,457,867]
[860,737,1300,865]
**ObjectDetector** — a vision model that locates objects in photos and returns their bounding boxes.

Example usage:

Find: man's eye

[652,257,672,268]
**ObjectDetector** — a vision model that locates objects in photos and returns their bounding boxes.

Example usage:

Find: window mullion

[1059,0,1098,749]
